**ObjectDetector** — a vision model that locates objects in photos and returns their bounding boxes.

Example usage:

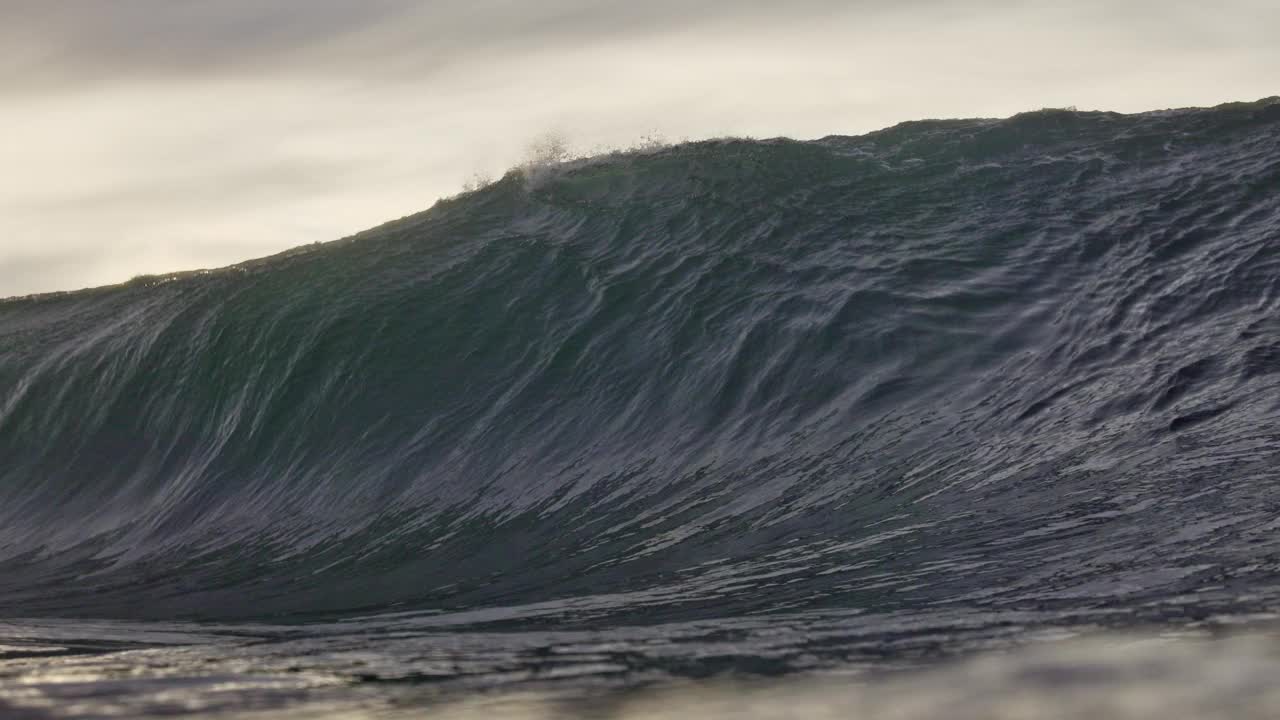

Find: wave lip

[0,98,1278,625]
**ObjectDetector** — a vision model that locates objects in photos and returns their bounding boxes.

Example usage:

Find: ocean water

[1,97,1279,718]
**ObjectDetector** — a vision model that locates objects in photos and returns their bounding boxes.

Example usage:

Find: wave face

[2,100,1279,626]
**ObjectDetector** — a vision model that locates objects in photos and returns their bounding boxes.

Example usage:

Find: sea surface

[1,98,1279,718]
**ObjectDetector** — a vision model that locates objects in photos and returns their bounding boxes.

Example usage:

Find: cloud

[6,0,1279,67]
[3,2,403,71]
[0,0,950,88]
[0,0,1276,296]
[4,1,1276,95]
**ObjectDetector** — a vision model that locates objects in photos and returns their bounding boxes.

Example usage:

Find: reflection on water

[2,616,1279,718]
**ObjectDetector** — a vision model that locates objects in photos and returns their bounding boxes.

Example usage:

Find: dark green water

[1,98,1279,717]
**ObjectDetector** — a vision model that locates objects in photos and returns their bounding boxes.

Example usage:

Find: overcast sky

[1,1,1276,297]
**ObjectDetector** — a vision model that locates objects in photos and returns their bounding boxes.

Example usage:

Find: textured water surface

[1,97,1278,716]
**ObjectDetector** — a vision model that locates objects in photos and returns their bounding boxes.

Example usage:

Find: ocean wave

[1,98,1278,627]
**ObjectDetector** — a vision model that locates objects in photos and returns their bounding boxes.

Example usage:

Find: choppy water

[1,97,1279,717]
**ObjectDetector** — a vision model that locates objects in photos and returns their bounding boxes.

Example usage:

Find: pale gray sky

[1,0,1276,297]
